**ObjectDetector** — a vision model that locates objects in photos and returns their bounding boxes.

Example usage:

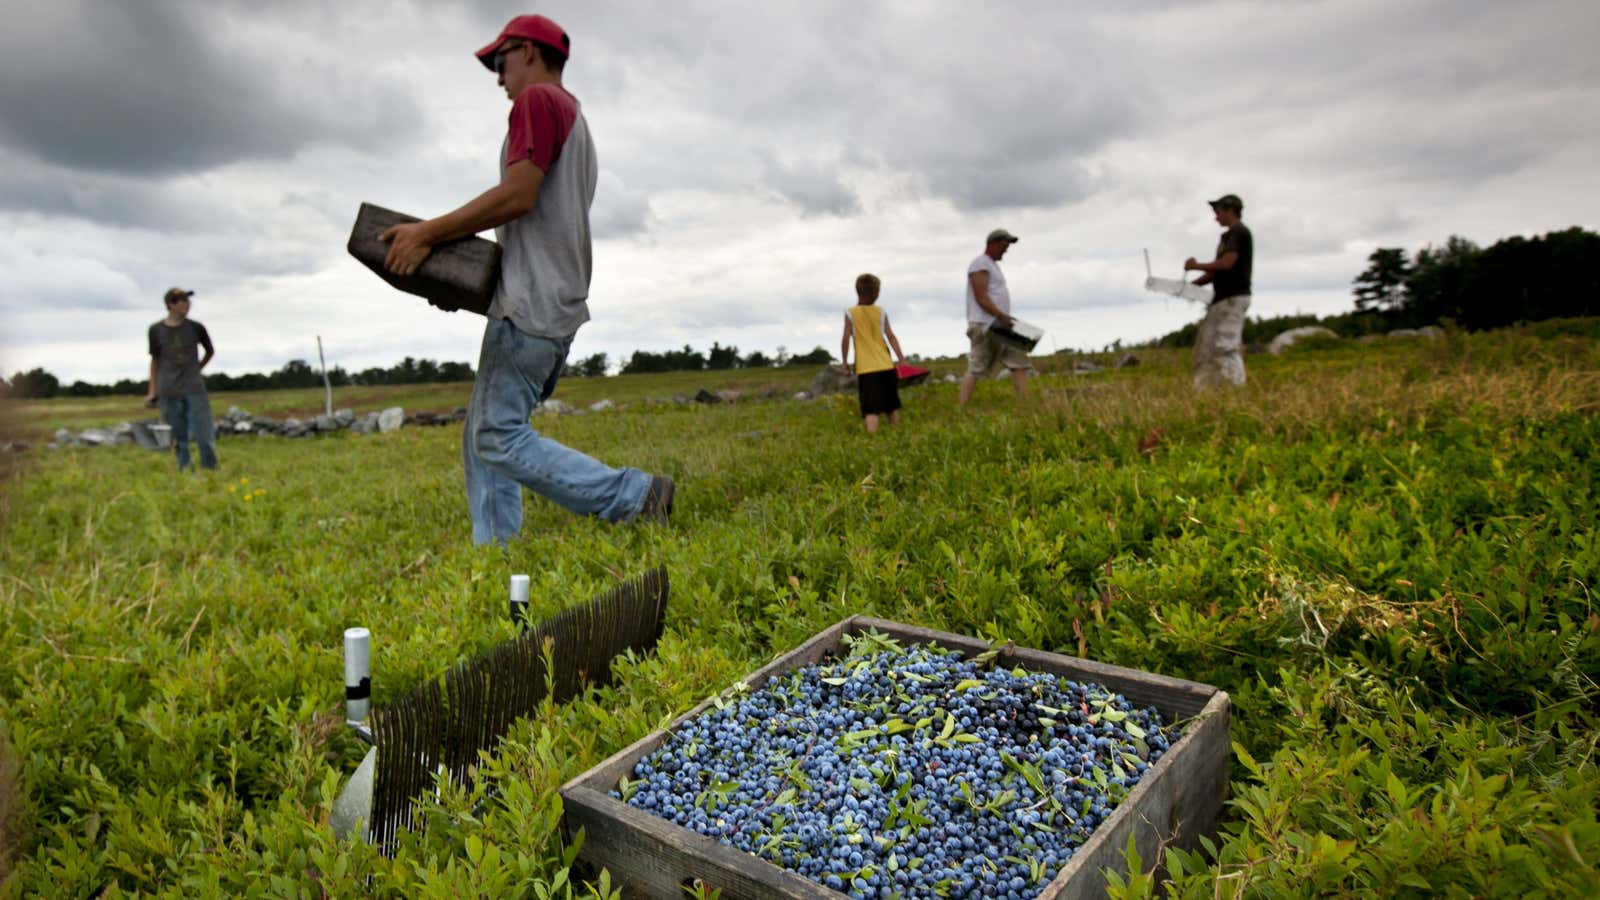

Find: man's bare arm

[840,315,853,370]
[969,271,1014,327]
[382,160,547,275]
[146,358,158,402]
[1184,250,1239,274]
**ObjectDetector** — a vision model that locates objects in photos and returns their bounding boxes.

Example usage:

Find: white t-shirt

[965,253,1010,325]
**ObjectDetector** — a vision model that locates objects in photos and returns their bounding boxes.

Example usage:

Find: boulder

[314,414,340,432]
[226,405,251,421]
[589,399,615,412]
[693,388,722,404]
[941,373,959,384]
[129,421,160,450]
[808,366,855,396]
[715,389,742,404]
[1072,360,1103,375]
[78,428,114,446]
[377,407,405,432]
[351,412,380,435]
[793,390,811,401]
[536,399,571,415]
[334,408,356,425]
[1268,326,1339,355]
[672,394,691,405]
[54,428,72,445]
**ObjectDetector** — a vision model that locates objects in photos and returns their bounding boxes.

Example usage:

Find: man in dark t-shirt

[1183,194,1254,388]
[146,287,218,470]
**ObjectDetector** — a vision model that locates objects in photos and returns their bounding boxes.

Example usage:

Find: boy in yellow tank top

[840,273,909,433]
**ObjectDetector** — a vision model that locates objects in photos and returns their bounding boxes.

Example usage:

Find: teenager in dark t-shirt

[146,287,218,470]
[1184,194,1254,389]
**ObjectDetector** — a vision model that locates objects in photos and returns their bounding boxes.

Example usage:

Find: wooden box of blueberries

[560,616,1230,900]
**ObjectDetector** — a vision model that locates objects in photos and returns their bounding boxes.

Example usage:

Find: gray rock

[808,366,855,396]
[673,394,691,405]
[536,399,571,415]
[715,389,742,404]
[112,431,135,446]
[351,413,380,435]
[377,407,404,432]
[694,388,722,404]
[314,414,339,432]
[334,408,355,424]
[129,421,160,450]
[1072,360,1103,375]
[589,399,615,412]
[282,417,305,432]
[226,405,251,420]
[78,428,113,446]
[793,390,811,401]
[233,421,254,433]
[942,373,959,384]
[54,428,72,444]
[1268,326,1339,355]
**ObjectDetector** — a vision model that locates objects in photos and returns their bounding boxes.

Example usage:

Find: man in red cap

[380,15,673,545]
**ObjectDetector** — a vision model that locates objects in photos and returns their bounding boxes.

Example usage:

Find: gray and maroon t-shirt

[148,319,212,397]
[1212,224,1253,302]
[490,83,598,339]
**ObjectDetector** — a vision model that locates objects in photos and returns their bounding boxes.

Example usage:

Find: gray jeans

[1193,295,1250,389]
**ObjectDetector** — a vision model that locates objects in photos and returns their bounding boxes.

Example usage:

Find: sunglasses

[493,42,528,75]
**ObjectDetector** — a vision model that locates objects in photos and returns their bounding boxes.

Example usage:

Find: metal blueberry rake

[332,567,670,851]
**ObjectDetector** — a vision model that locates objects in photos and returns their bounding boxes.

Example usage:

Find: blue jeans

[159,392,218,471]
[463,318,650,545]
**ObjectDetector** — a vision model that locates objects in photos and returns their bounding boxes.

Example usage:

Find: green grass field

[2,329,1598,897]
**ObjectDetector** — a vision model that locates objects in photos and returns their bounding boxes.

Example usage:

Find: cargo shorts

[966,323,1032,376]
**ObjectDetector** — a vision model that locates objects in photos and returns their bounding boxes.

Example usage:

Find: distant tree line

[3,342,843,399]
[1,356,475,400]
[1150,226,1600,347]
[618,343,831,375]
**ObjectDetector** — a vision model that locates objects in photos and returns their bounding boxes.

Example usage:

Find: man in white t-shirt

[959,228,1030,405]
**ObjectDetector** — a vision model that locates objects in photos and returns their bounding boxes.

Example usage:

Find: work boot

[637,475,675,524]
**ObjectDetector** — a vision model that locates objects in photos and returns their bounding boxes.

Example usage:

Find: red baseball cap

[475,15,570,71]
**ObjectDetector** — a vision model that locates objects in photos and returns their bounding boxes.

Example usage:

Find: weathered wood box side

[561,616,1230,900]
[346,202,501,315]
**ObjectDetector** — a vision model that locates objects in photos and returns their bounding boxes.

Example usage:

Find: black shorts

[856,369,901,416]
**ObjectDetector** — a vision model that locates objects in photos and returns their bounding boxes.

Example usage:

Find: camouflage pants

[1193,294,1250,389]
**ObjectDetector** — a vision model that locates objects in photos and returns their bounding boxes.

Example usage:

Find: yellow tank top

[848,305,894,374]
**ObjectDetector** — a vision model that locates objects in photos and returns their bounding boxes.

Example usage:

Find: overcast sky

[2,0,1597,383]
